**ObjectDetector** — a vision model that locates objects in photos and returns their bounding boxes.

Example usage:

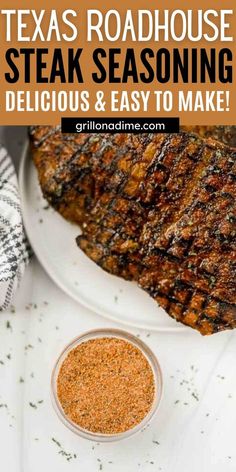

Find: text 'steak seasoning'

[57,337,155,434]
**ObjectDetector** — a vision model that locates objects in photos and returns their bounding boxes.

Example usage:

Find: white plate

[19,145,185,332]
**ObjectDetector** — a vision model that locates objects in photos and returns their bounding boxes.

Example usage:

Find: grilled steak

[29,126,236,225]
[76,134,236,334]
[30,128,152,226]
[30,127,236,334]
[182,126,236,148]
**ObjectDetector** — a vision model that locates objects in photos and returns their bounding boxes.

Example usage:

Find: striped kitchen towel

[0,145,31,310]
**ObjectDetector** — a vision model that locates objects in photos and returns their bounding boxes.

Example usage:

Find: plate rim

[19,143,186,333]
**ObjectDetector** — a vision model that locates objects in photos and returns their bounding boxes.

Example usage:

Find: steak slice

[139,255,236,335]
[30,128,154,226]
[30,126,236,226]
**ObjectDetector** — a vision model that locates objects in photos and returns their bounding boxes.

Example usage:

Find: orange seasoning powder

[57,337,155,434]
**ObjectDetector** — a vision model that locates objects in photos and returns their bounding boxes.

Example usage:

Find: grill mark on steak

[182,126,236,148]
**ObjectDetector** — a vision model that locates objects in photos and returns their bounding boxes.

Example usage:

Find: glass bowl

[51,328,163,442]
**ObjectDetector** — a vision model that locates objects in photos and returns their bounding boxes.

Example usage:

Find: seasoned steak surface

[30,127,236,335]
[183,126,236,148]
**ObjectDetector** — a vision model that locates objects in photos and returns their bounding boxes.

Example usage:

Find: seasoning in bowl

[52,330,162,440]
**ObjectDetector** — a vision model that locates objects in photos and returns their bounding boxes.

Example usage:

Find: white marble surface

[1,127,236,472]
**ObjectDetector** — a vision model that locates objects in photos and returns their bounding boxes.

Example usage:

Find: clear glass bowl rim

[51,328,163,442]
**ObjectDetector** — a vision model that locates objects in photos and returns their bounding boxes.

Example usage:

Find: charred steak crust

[30,127,236,335]
[182,126,236,148]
